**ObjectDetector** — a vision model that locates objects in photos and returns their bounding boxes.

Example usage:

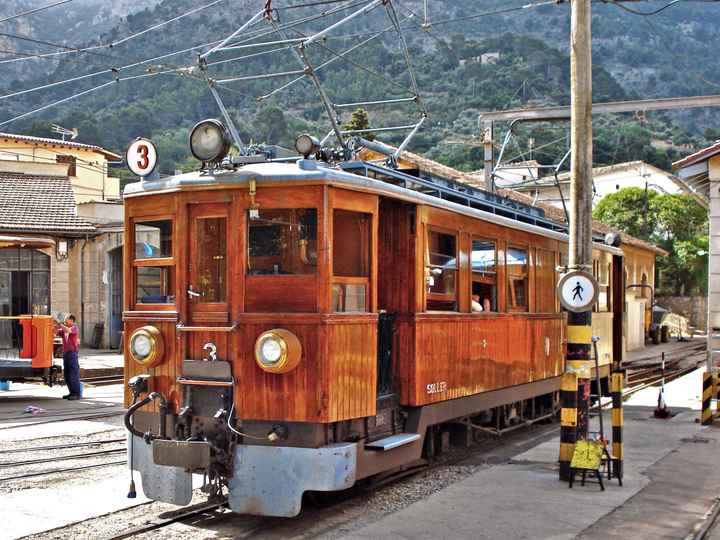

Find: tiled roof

[672,141,720,171]
[0,132,121,160]
[0,172,96,234]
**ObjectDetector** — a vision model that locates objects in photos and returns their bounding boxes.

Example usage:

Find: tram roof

[124,160,623,256]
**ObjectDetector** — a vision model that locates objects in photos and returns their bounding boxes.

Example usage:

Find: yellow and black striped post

[566,311,593,436]
[702,370,714,425]
[610,372,624,482]
[715,373,720,420]
[559,372,578,481]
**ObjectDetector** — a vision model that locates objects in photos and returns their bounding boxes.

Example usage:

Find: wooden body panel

[123,313,179,410]
[122,173,625,426]
[399,313,564,406]
[232,314,377,422]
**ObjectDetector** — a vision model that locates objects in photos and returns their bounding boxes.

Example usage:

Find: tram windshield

[248,209,317,275]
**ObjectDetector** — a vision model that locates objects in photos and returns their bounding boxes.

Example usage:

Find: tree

[593,187,709,295]
[342,108,375,141]
[254,106,289,145]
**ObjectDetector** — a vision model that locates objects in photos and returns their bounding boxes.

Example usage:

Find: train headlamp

[189,119,231,163]
[254,329,302,374]
[128,326,164,368]
[294,134,320,158]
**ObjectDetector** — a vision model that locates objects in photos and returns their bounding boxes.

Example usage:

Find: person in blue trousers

[56,314,81,400]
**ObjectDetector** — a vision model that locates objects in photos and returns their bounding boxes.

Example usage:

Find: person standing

[57,314,81,400]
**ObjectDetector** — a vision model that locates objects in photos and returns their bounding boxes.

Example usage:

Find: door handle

[187,288,201,298]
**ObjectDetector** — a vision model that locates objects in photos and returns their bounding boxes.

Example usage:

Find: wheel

[650,328,661,345]
[660,325,670,343]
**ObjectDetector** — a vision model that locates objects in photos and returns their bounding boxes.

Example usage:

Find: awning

[0,235,56,248]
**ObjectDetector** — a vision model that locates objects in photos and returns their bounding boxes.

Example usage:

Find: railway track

[0,435,126,484]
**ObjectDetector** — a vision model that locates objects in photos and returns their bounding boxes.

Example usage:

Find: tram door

[187,204,231,324]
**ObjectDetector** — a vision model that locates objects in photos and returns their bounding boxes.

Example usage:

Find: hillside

[2,0,719,175]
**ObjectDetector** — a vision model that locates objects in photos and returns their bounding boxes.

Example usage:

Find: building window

[56,154,77,176]
[135,220,172,259]
[332,210,371,312]
[507,246,528,312]
[248,209,317,275]
[426,230,457,311]
[471,238,496,312]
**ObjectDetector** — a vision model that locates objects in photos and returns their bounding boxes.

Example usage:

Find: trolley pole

[561,0,594,479]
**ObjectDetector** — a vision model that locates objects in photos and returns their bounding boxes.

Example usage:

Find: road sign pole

[559,0,594,481]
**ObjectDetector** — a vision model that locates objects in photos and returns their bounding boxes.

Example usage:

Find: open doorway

[108,246,123,349]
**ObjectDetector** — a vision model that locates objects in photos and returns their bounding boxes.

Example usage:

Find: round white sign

[126,138,158,177]
[557,271,598,312]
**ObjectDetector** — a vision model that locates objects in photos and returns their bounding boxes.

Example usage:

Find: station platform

[77,348,123,379]
[348,367,720,540]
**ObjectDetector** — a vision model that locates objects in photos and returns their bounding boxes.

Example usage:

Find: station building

[0,132,124,350]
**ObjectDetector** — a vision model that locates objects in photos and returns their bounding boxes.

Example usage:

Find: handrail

[176,323,238,333]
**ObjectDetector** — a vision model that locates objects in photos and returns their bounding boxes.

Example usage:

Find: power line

[603,0,683,15]
[0,71,182,128]
[0,31,115,60]
[0,0,228,65]
[0,39,224,101]
[0,0,75,24]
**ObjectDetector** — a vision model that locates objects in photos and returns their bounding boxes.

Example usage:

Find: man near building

[57,314,81,400]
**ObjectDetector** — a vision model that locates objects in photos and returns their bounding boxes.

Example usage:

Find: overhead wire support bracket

[297,44,348,152]
[205,76,245,151]
[392,114,426,163]
[200,9,266,59]
[334,96,417,108]
[302,0,384,46]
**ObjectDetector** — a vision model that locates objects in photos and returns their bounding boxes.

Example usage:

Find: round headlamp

[189,119,231,162]
[128,326,164,367]
[294,134,320,158]
[254,329,302,374]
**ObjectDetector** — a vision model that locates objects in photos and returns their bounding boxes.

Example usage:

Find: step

[365,433,421,451]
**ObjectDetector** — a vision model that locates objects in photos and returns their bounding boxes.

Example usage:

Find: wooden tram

[123,122,625,517]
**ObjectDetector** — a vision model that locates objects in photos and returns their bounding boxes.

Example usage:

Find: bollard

[715,373,720,421]
[702,371,714,425]
[610,372,624,483]
[559,372,578,481]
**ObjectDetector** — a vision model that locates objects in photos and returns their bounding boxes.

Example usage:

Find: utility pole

[560,0,594,481]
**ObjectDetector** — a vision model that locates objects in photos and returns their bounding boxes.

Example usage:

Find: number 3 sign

[126,138,158,177]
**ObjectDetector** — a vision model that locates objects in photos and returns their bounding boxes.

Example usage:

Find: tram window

[136,266,175,304]
[597,261,611,312]
[332,210,370,313]
[332,283,367,312]
[471,239,496,312]
[197,217,226,302]
[426,230,457,311]
[507,246,528,312]
[333,210,370,277]
[135,220,172,259]
[248,209,317,275]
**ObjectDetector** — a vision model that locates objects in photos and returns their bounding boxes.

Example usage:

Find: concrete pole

[567,0,594,451]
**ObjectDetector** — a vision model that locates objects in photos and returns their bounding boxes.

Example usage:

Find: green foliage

[342,108,375,141]
[593,188,708,295]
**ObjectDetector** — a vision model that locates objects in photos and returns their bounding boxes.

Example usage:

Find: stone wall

[656,296,708,332]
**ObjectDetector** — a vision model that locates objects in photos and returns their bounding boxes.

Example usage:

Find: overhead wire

[0,0,228,65]
[0,31,115,60]
[0,70,181,128]
[0,0,75,24]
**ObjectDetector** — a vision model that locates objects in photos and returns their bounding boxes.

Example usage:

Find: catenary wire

[0,0,229,65]
[0,31,115,60]
[0,0,75,24]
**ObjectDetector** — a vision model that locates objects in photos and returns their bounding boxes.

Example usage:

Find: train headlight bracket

[254,329,302,374]
[129,326,165,368]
